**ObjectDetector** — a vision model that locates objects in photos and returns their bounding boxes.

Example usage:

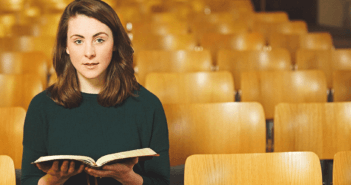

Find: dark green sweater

[21,86,170,185]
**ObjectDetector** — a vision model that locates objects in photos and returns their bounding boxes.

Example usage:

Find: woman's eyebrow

[69,32,108,39]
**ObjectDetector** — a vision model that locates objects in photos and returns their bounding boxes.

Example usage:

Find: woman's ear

[66,47,70,54]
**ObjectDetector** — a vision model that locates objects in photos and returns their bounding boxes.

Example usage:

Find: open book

[32,148,159,168]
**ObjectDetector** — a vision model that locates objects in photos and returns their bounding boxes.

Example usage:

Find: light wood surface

[217,49,292,91]
[269,34,302,65]
[200,32,265,64]
[0,36,55,69]
[131,22,190,35]
[0,51,49,87]
[299,32,334,50]
[296,49,351,89]
[191,21,249,38]
[241,70,327,119]
[333,70,351,102]
[0,74,43,109]
[333,151,351,185]
[145,71,235,104]
[184,152,322,185]
[135,50,213,85]
[131,34,197,53]
[254,11,289,23]
[273,20,308,35]
[0,107,26,169]
[0,155,16,185]
[164,102,266,166]
[274,102,351,159]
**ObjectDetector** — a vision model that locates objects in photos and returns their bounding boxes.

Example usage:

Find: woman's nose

[84,43,96,59]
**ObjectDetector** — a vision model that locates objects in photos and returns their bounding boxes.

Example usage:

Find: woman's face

[66,14,114,82]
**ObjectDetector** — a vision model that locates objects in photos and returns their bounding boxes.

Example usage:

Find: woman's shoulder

[28,90,55,110]
[127,85,163,109]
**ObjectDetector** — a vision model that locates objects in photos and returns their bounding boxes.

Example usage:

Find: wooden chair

[131,34,198,54]
[0,14,16,37]
[184,152,322,185]
[333,151,351,185]
[0,74,43,110]
[10,23,58,37]
[296,49,351,89]
[0,52,49,87]
[274,102,351,160]
[217,48,292,91]
[299,32,334,50]
[333,70,351,102]
[145,71,235,104]
[135,50,213,86]
[191,21,250,40]
[0,155,16,185]
[200,32,266,65]
[0,36,55,70]
[131,22,190,35]
[252,11,290,40]
[0,0,24,12]
[0,107,26,169]
[241,70,328,119]
[164,102,266,166]
[272,20,308,35]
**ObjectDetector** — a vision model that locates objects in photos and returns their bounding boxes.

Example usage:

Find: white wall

[318,0,344,27]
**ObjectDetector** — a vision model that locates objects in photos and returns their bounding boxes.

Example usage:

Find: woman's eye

[74,40,83,44]
[96,38,105,43]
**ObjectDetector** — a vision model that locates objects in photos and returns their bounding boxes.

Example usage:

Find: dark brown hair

[48,0,139,108]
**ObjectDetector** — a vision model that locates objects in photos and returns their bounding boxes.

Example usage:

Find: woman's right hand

[37,160,85,185]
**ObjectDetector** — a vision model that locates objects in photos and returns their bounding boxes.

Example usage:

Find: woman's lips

[83,63,99,69]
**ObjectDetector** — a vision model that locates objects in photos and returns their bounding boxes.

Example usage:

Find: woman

[21,0,170,184]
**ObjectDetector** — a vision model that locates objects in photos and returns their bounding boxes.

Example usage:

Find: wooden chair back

[269,33,302,65]
[0,155,16,185]
[164,102,266,166]
[0,74,43,109]
[274,102,351,159]
[145,71,235,104]
[299,32,334,50]
[0,36,55,69]
[135,50,213,85]
[200,32,266,65]
[241,70,327,119]
[132,34,197,53]
[296,49,351,89]
[184,152,322,185]
[333,151,351,185]
[217,48,292,91]
[191,21,249,39]
[273,20,308,35]
[0,107,26,169]
[0,52,49,87]
[131,22,190,35]
[333,70,351,102]
[254,11,289,23]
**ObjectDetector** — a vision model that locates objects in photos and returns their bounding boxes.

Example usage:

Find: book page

[32,155,97,167]
[96,148,159,167]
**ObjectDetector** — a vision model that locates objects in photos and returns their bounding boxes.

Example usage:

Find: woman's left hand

[85,157,143,184]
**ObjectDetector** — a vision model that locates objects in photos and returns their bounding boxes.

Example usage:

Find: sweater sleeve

[140,99,170,185]
[21,93,48,185]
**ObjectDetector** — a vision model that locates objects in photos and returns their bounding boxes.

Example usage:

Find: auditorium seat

[241,70,327,119]
[131,22,190,35]
[274,102,351,160]
[299,32,334,50]
[165,102,266,166]
[333,151,351,185]
[184,152,322,185]
[0,155,16,185]
[200,32,266,65]
[131,34,198,54]
[332,70,351,102]
[0,52,49,87]
[0,107,26,170]
[135,50,213,86]
[217,48,292,92]
[296,49,351,89]
[0,74,43,109]
[145,71,235,104]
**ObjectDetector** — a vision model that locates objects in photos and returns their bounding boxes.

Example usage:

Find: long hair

[48,0,139,108]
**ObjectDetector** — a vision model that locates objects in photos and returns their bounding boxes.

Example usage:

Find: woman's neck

[78,74,105,94]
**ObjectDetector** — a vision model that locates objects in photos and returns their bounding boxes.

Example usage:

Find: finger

[77,163,85,174]
[68,161,75,174]
[61,161,70,173]
[86,168,106,178]
[51,161,60,172]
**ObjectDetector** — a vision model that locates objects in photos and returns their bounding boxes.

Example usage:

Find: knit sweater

[21,86,170,185]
